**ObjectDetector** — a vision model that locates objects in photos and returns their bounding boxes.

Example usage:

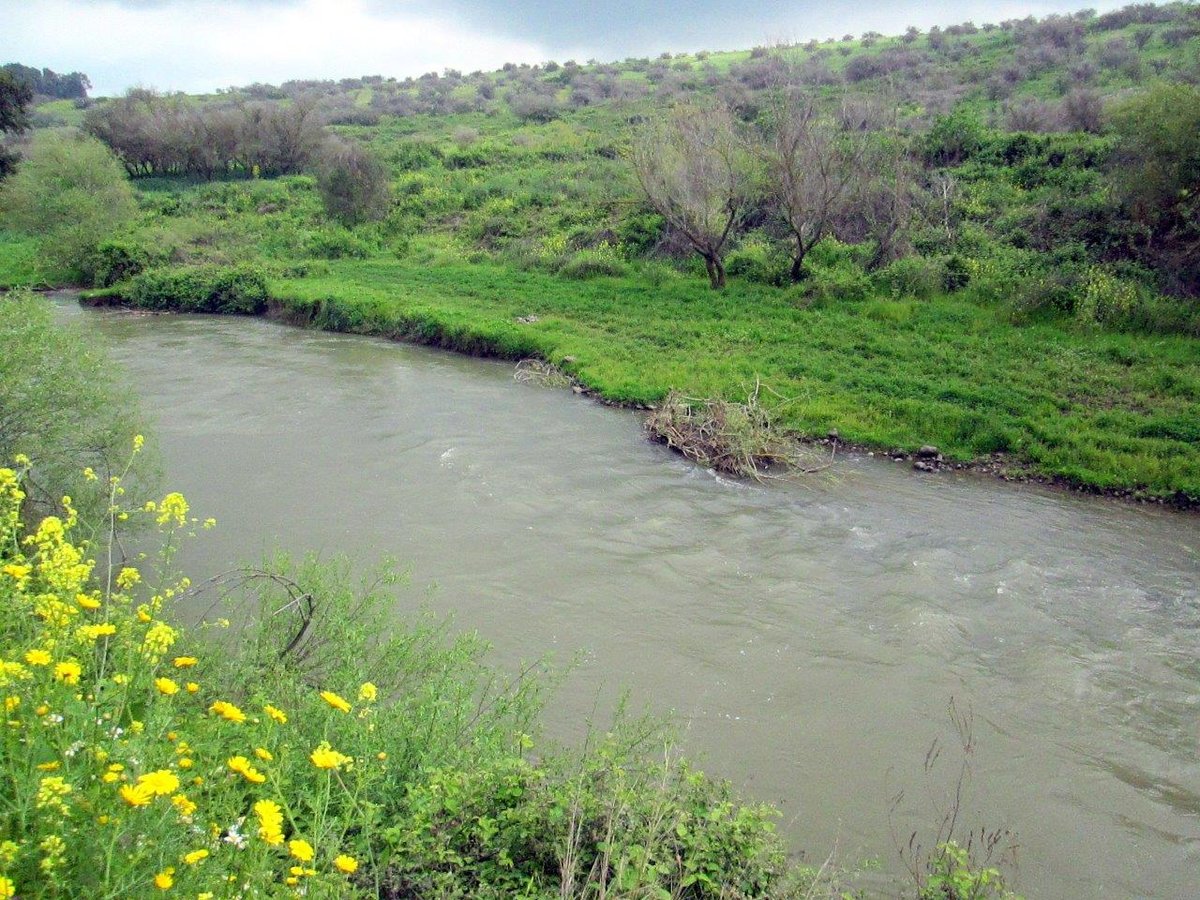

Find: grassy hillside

[2,2,1198,501]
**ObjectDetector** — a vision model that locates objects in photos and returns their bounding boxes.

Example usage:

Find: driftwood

[644,379,834,481]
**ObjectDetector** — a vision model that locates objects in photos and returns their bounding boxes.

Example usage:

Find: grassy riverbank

[75,255,1196,503]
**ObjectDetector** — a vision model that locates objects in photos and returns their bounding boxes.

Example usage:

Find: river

[63,299,1199,899]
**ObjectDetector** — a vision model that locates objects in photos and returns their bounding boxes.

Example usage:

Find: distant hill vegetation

[0,63,90,100]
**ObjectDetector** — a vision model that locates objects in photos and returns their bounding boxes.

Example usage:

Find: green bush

[558,245,627,279]
[0,131,136,283]
[726,236,789,286]
[127,265,269,315]
[874,255,945,299]
[87,238,153,287]
[303,227,373,260]
[0,291,152,521]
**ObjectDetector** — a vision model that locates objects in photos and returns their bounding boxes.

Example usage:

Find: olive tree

[631,103,755,289]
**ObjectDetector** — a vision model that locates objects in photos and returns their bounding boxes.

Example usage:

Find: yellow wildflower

[209,700,246,724]
[0,875,13,899]
[1,563,30,583]
[172,794,197,817]
[4,697,18,713]
[310,742,351,770]
[333,854,358,874]
[76,593,101,610]
[264,704,287,725]
[138,770,180,797]
[226,756,266,784]
[178,758,193,769]
[186,682,199,693]
[77,623,117,641]
[254,747,272,761]
[24,649,51,666]
[36,761,59,771]
[136,607,152,623]
[119,783,154,807]
[54,660,82,685]
[155,677,180,696]
[172,656,198,668]
[288,839,314,862]
[319,690,351,713]
[35,776,72,813]
[156,492,189,527]
[142,621,178,657]
[116,567,141,589]
[358,682,378,703]
[182,848,208,865]
[133,434,145,451]
[253,798,284,845]
[153,867,174,890]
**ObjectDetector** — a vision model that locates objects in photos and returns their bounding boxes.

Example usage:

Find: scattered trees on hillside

[84,90,325,178]
[631,104,755,289]
[0,64,90,100]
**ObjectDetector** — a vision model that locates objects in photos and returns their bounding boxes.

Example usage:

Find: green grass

[0,232,40,287]
[264,259,1200,500]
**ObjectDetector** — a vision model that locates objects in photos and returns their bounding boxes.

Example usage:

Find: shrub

[0,131,136,282]
[315,140,391,227]
[303,227,373,260]
[923,107,986,166]
[874,255,944,298]
[127,265,269,315]
[0,292,150,522]
[558,243,627,279]
[725,236,789,286]
[1073,266,1140,327]
[86,238,153,287]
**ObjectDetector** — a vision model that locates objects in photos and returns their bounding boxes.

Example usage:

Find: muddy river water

[65,300,1199,898]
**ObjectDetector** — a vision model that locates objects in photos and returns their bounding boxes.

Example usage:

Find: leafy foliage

[0,131,136,282]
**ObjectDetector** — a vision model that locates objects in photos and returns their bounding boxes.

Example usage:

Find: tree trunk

[704,254,726,290]
[790,253,806,283]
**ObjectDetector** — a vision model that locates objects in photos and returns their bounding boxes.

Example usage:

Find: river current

[63,300,1199,899]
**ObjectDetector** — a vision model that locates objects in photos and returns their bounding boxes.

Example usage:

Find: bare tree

[759,94,869,281]
[631,103,754,289]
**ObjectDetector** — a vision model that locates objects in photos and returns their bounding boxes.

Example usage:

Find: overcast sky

[3,0,1130,96]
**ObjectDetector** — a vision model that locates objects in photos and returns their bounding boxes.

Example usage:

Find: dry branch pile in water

[513,358,574,389]
[645,382,833,480]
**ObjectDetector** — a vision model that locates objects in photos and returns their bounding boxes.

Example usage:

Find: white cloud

[2,0,551,95]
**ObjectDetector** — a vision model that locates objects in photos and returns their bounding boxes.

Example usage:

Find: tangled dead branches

[514,358,574,389]
[644,379,833,481]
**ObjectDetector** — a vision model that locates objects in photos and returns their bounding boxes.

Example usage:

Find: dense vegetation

[1,2,1198,502]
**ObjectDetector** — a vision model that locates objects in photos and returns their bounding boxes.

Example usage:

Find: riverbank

[77,258,1200,508]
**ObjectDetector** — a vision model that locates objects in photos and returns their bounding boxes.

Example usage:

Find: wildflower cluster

[0,450,387,897]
